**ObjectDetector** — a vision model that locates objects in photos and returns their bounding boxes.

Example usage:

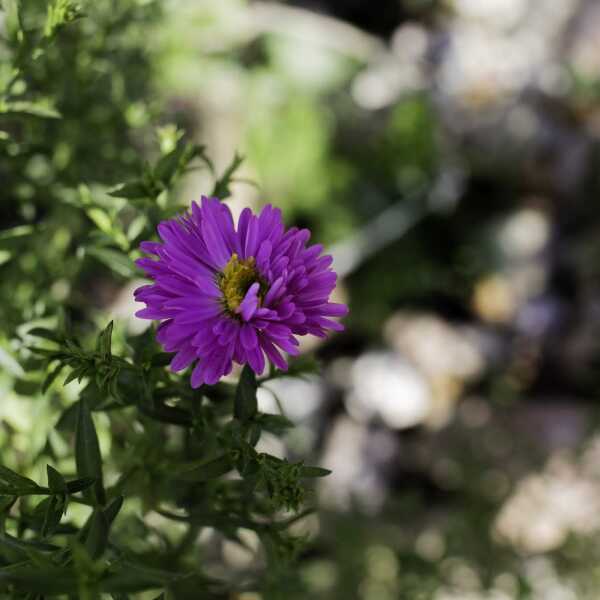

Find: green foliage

[0,2,328,597]
[4,311,327,596]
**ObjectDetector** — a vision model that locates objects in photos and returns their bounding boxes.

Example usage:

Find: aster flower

[134,197,348,387]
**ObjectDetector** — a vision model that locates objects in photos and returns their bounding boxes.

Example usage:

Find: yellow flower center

[218,253,264,314]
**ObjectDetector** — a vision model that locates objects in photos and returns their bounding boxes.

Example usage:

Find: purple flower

[134,197,348,387]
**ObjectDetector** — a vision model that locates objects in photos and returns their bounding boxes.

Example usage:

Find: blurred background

[3,0,600,598]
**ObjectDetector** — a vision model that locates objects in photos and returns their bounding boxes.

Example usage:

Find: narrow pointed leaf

[299,465,331,478]
[84,509,109,559]
[234,365,257,422]
[42,362,65,393]
[108,181,151,200]
[103,495,124,526]
[47,465,66,493]
[175,455,232,482]
[65,476,96,494]
[97,321,113,360]
[212,152,244,200]
[0,465,44,495]
[27,327,61,342]
[0,496,16,514]
[75,399,105,505]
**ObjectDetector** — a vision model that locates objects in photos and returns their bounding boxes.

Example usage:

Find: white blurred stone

[453,0,527,30]
[391,23,428,61]
[222,528,260,570]
[351,59,423,110]
[260,375,324,422]
[346,351,431,430]
[385,313,484,381]
[498,208,550,260]
[566,1,600,79]
[437,0,577,113]
[495,451,600,553]
[319,416,387,512]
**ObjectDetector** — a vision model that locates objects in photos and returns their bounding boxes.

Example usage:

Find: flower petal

[236,282,260,322]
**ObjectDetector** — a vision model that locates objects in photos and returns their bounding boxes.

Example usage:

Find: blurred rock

[495,449,600,553]
[384,312,485,427]
[346,350,431,429]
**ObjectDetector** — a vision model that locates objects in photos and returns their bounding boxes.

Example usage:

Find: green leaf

[3,0,23,43]
[27,346,62,359]
[86,206,113,236]
[0,532,57,563]
[212,152,244,200]
[0,224,35,240]
[103,495,124,526]
[78,495,122,551]
[139,402,193,427]
[248,423,261,447]
[258,413,294,434]
[0,532,58,556]
[86,246,137,278]
[64,365,86,386]
[281,354,320,378]
[0,346,24,378]
[42,362,65,393]
[0,496,16,514]
[13,378,39,396]
[44,0,84,38]
[0,465,44,496]
[299,465,331,478]
[0,564,79,594]
[126,214,147,241]
[84,509,109,559]
[0,99,61,119]
[46,465,66,493]
[0,249,11,265]
[39,494,67,537]
[154,141,204,186]
[150,352,172,367]
[108,181,151,200]
[97,320,113,360]
[234,365,258,422]
[65,476,96,494]
[175,455,232,483]
[75,398,105,505]
[101,561,178,593]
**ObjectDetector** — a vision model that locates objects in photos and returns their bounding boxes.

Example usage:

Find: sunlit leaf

[86,247,137,278]
[44,0,84,38]
[154,141,205,186]
[0,346,24,378]
[0,100,61,119]
[0,224,35,240]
